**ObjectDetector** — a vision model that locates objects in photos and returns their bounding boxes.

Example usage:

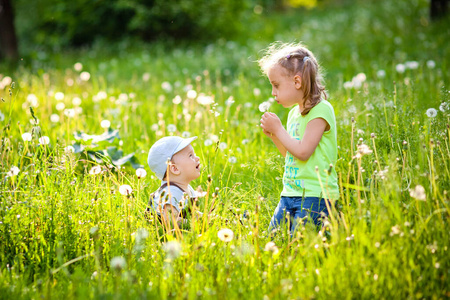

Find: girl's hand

[260,112,282,136]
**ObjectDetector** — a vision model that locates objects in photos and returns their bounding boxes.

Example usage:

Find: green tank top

[281,100,340,199]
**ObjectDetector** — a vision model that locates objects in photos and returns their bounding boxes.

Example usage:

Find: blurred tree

[430,0,448,19]
[0,0,18,60]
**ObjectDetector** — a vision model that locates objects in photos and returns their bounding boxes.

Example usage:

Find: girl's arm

[261,112,328,161]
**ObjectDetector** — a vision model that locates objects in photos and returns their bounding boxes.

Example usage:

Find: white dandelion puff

[89,166,102,175]
[409,185,426,201]
[22,132,32,141]
[167,124,177,133]
[7,166,20,177]
[74,62,83,72]
[38,136,50,145]
[136,168,147,179]
[426,108,437,118]
[217,228,234,242]
[119,184,133,196]
[110,256,126,271]
[80,71,91,81]
[100,120,111,129]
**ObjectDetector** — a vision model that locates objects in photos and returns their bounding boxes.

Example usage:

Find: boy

[147,135,201,226]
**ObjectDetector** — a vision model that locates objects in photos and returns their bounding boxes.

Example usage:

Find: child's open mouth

[196,163,201,171]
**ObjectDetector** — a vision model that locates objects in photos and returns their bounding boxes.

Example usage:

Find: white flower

[163,241,182,260]
[253,88,261,97]
[343,81,353,89]
[167,124,177,133]
[89,166,102,175]
[50,114,60,123]
[225,96,235,106]
[396,64,406,73]
[405,61,419,70]
[356,144,372,157]
[197,94,214,106]
[217,228,234,242]
[410,185,426,201]
[151,124,159,131]
[119,184,133,196]
[426,60,436,69]
[187,90,197,99]
[204,139,213,146]
[136,168,147,179]
[228,156,237,164]
[64,109,75,118]
[181,131,191,138]
[439,102,449,112]
[27,94,39,107]
[161,81,172,92]
[426,108,437,118]
[142,73,150,82]
[376,70,386,78]
[264,241,279,254]
[242,139,250,145]
[22,132,32,141]
[110,256,126,271]
[135,228,149,244]
[80,71,90,81]
[72,97,82,106]
[258,101,271,112]
[7,166,20,177]
[2,76,12,86]
[348,105,357,114]
[172,95,182,105]
[55,102,65,111]
[38,136,50,145]
[100,120,111,129]
[74,62,83,71]
[219,142,227,150]
[55,92,65,101]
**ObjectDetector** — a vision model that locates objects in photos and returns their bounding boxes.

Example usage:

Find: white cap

[147,136,197,180]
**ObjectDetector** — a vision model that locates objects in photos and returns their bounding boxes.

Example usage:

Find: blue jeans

[268,196,329,234]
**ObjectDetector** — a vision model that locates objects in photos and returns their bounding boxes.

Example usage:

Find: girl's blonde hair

[258,42,327,115]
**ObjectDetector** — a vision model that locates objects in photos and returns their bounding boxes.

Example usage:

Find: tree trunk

[0,0,19,60]
[430,0,449,20]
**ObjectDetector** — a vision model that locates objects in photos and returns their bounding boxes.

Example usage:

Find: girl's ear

[169,163,181,175]
[294,75,302,89]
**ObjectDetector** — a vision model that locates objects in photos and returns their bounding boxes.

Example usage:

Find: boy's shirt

[151,181,197,215]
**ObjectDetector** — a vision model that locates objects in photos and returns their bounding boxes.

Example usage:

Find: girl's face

[267,65,304,108]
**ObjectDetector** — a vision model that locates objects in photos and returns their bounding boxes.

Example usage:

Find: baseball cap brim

[171,136,197,157]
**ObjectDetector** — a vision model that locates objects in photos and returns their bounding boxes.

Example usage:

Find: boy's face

[171,144,201,182]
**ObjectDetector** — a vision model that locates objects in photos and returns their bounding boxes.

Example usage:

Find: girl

[259,42,339,233]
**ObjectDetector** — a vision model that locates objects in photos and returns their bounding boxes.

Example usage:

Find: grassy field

[1,0,449,299]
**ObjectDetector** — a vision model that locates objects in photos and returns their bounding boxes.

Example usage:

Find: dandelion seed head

[163,241,182,260]
[119,184,133,196]
[100,120,111,129]
[80,71,90,81]
[136,168,147,179]
[89,166,102,175]
[38,136,50,145]
[217,228,234,242]
[22,132,32,142]
[110,256,126,271]
[167,124,177,133]
[55,92,65,101]
[7,166,20,177]
[74,62,83,71]
[426,108,437,118]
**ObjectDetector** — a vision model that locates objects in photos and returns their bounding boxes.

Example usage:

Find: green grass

[0,0,449,299]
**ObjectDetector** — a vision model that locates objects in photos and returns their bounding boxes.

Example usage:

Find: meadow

[0,1,449,299]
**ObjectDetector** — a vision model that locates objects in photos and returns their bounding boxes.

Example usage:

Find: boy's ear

[294,75,302,89]
[169,163,181,175]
